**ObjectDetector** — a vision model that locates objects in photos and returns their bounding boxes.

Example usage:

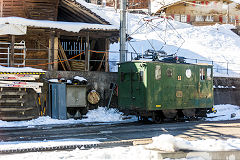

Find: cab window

[200,68,205,80]
[207,68,212,80]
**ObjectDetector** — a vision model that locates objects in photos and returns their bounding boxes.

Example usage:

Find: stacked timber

[0,73,44,121]
[70,60,85,71]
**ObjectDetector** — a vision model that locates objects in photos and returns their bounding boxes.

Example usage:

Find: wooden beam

[57,54,66,71]
[53,37,58,70]
[105,38,110,72]
[85,33,90,71]
[48,31,54,71]
[0,0,3,17]
[10,35,15,67]
[58,41,71,71]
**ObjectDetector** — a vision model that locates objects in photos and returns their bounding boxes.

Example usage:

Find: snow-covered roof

[0,17,118,33]
[62,0,111,25]
[151,0,240,13]
[75,0,120,26]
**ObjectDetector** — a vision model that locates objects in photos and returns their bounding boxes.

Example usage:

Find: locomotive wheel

[152,112,162,124]
[162,109,177,119]
[182,109,196,117]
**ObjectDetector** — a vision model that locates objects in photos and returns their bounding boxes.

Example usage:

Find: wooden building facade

[0,0,118,72]
[155,0,240,26]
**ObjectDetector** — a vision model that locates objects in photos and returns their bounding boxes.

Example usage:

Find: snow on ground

[206,104,240,121]
[0,107,137,128]
[0,105,238,128]
[1,134,240,160]
[147,134,240,152]
[0,105,239,159]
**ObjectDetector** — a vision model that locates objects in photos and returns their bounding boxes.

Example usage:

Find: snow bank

[0,105,238,128]
[0,107,137,128]
[206,104,240,121]
[82,107,129,122]
[2,134,240,159]
[147,134,240,152]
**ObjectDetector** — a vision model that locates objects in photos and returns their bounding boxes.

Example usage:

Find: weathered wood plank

[58,41,71,71]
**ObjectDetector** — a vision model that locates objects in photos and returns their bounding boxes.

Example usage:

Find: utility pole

[120,0,127,62]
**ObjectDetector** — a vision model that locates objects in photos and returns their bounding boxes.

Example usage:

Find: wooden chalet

[0,0,119,72]
[154,0,240,26]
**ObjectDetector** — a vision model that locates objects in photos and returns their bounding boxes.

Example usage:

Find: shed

[0,0,119,72]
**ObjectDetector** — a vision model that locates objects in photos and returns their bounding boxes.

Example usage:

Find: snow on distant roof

[151,0,240,13]
[0,17,118,33]
[151,0,182,13]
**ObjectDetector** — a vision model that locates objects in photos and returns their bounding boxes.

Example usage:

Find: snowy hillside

[110,17,240,77]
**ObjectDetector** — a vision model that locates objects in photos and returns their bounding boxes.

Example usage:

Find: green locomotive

[118,60,213,123]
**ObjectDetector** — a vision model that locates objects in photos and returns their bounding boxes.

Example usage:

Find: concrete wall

[214,77,240,106]
[42,71,118,109]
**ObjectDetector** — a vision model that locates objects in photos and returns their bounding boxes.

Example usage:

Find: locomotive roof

[119,60,213,66]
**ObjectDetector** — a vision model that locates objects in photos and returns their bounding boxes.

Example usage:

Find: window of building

[200,68,205,80]
[222,15,227,23]
[181,15,187,22]
[196,15,204,22]
[196,1,201,5]
[230,16,234,23]
[205,15,214,22]
[174,14,180,21]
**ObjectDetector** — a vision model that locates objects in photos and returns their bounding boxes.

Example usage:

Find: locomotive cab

[118,61,214,123]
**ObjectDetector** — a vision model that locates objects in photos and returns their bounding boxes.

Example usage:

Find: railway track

[0,119,240,154]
